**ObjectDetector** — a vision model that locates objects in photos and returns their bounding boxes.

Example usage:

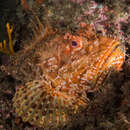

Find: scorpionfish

[11,21,125,128]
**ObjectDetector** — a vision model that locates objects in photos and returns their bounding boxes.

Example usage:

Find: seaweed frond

[0,23,15,55]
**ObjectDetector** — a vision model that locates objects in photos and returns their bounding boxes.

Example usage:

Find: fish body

[12,24,125,128]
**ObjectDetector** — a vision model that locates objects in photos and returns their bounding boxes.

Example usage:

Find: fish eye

[71,41,78,46]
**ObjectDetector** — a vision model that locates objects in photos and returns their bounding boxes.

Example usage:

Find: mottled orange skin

[13,23,125,128]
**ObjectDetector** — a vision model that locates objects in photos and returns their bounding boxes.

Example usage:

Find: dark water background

[0,0,17,40]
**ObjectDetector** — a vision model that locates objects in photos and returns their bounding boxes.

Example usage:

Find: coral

[0,23,15,55]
